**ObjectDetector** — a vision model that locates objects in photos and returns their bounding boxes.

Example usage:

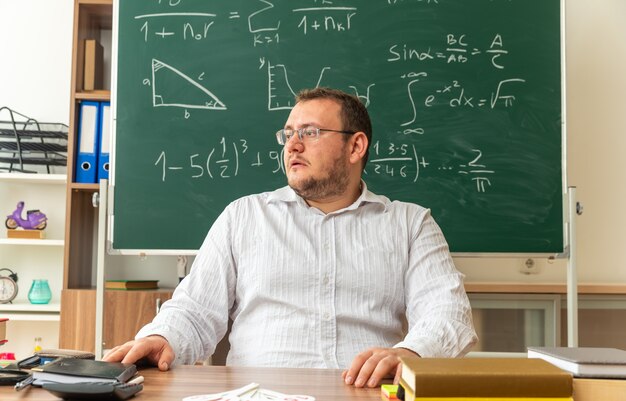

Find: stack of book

[398,357,573,401]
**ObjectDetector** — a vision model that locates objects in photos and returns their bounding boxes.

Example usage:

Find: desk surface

[0,365,379,401]
[0,365,623,401]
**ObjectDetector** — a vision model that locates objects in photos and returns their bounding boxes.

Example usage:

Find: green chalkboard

[113,0,564,253]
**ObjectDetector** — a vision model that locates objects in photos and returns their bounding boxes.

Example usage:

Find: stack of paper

[183,382,315,401]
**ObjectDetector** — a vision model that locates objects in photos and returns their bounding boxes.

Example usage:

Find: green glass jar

[28,279,52,304]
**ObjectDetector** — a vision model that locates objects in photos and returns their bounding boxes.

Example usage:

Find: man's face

[283,98,352,201]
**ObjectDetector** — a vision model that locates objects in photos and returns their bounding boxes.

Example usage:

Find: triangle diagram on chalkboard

[151,59,227,110]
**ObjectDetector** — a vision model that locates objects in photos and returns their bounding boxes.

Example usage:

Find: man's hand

[342,347,419,388]
[102,335,174,371]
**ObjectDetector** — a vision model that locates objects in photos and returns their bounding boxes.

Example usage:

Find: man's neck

[305,181,362,214]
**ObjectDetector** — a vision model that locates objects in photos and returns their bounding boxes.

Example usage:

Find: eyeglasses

[275,127,356,145]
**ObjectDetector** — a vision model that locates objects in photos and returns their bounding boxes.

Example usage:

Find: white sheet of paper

[182,382,260,401]
[182,383,315,401]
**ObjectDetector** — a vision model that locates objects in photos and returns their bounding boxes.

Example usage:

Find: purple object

[5,201,47,230]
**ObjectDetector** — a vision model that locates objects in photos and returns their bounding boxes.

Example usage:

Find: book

[83,39,103,90]
[400,396,572,401]
[399,357,572,399]
[528,346,626,378]
[105,280,159,290]
[31,358,137,385]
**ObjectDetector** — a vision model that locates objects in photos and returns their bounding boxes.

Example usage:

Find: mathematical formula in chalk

[154,138,495,193]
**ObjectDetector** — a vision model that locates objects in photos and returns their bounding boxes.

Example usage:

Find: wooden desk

[0,365,623,401]
[0,365,379,401]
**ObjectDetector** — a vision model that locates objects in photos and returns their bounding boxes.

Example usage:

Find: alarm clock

[0,268,18,304]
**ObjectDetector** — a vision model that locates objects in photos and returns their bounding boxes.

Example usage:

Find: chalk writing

[294,7,357,35]
[399,73,526,131]
[155,140,494,193]
[387,0,439,4]
[135,13,217,42]
[129,3,515,194]
[149,59,227,111]
[261,58,330,110]
[388,33,510,68]
[154,139,287,182]
[249,0,281,46]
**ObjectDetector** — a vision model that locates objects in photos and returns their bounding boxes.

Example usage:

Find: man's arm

[105,206,238,366]
[393,209,477,358]
[344,208,477,387]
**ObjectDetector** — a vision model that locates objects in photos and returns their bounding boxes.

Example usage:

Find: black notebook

[31,358,137,385]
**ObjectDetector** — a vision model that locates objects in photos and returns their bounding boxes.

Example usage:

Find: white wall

[565,0,626,283]
[1,0,625,294]
[0,0,73,360]
[0,0,73,123]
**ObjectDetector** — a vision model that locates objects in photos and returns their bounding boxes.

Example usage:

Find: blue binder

[75,101,100,183]
[97,101,111,181]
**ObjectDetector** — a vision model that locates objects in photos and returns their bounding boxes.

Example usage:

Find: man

[104,87,477,388]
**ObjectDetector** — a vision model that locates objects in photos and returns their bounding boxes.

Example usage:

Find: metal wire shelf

[0,107,68,173]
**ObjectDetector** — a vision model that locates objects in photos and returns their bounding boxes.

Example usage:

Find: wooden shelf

[75,90,110,101]
[0,238,64,246]
[0,302,60,312]
[0,173,66,184]
[77,0,113,30]
[79,0,113,7]
[70,182,99,190]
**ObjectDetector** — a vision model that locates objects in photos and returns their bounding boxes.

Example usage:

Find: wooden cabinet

[60,289,173,351]
[59,0,175,354]
[63,1,111,290]
[103,290,173,349]
[59,0,112,352]
[59,289,96,351]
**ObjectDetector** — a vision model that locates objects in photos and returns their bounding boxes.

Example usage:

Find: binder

[97,101,111,181]
[75,101,100,183]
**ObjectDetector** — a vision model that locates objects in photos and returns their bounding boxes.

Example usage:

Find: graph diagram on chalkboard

[112,0,565,254]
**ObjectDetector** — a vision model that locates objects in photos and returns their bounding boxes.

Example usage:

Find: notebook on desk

[528,347,626,378]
